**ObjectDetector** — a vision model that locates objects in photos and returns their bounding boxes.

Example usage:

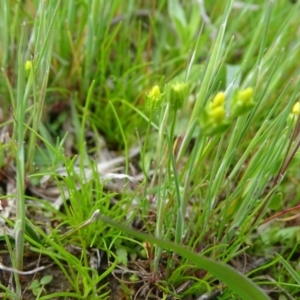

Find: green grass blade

[276,253,300,285]
[99,214,270,300]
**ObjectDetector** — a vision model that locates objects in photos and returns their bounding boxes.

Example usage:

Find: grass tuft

[1,1,300,299]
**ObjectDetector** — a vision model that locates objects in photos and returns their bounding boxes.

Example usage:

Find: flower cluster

[145,81,190,114]
[199,91,229,136]
[145,83,257,136]
[199,87,255,136]
[230,87,255,118]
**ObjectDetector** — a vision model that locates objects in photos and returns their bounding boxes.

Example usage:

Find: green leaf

[99,214,270,300]
[32,288,41,297]
[276,253,300,285]
[40,275,53,285]
[29,279,40,290]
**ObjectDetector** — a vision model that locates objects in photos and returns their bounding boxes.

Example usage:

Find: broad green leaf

[40,275,53,285]
[29,280,40,290]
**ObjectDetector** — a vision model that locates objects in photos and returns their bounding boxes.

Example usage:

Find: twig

[0,263,51,275]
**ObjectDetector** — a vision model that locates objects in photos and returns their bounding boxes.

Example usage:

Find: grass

[1,0,300,299]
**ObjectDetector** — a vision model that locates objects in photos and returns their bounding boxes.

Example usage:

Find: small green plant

[28,275,53,297]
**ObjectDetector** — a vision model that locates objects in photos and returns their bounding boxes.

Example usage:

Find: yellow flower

[292,102,300,116]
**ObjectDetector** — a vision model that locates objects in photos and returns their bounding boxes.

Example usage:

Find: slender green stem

[14,21,27,298]
[142,111,153,196]
[154,103,169,273]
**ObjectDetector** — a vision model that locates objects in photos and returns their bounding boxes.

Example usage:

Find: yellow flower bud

[210,106,225,123]
[25,60,32,72]
[238,87,253,104]
[25,60,32,78]
[149,85,161,99]
[212,92,225,108]
[288,102,300,125]
[230,87,255,118]
[145,85,164,113]
[292,102,300,116]
[199,91,231,135]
